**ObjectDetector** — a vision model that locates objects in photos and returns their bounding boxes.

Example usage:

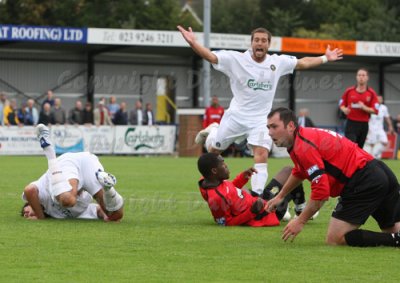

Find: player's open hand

[177,25,196,45]
[325,45,343,62]
[242,167,257,179]
[282,218,305,242]
[265,195,283,213]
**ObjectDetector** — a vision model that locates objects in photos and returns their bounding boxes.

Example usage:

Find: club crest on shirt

[270,64,276,71]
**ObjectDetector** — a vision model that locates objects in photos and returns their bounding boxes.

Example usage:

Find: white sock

[103,187,124,211]
[43,145,56,160]
[205,127,218,152]
[251,163,268,195]
[372,143,385,159]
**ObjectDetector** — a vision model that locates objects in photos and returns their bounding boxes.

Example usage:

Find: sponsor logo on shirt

[236,188,244,199]
[247,79,272,91]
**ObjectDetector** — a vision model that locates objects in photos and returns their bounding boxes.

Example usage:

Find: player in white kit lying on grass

[21,124,124,221]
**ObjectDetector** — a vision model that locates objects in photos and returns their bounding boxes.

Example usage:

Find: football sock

[344,229,399,247]
[372,143,385,159]
[103,187,124,211]
[291,183,306,205]
[251,163,268,196]
[43,143,56,160]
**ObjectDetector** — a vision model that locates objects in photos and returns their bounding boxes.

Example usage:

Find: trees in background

[0,0,399,41]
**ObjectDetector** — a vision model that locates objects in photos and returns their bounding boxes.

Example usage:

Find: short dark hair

[268,107,298,127]
[197,153,220,178]
[357,68,369,75]
[251,27,272,43]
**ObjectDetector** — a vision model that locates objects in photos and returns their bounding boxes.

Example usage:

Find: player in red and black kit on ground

[197,153,307,227]
[266,107,400,247]
[340,68,379,148]
[202,96,224,129]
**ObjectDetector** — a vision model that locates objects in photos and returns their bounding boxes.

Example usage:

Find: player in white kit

[364,95,394,159]
[21,124,124,221]
[177,25,343,195]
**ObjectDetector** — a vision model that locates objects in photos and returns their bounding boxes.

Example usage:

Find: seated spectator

[38,102,53,125]
[68,100,84,125]
[113,102,128,125]
[52,98,66,124]
[94,101,113,126]
[83,102,94,124]
[3,98,20,126]
[24,99,39,125]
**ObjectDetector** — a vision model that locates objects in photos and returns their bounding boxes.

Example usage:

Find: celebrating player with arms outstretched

[178,25,343,196]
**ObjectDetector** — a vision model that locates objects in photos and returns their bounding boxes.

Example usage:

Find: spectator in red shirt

[266,107,400,247]
[202,96,224,129]
[339,68,379,148]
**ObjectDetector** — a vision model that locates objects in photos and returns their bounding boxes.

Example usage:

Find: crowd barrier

[0,125,176,155]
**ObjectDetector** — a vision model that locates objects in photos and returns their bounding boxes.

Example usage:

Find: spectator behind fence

[113,102,128,125]
[0,92,9,125]
[52,98,66,124]
[143,102,154,125]
[107,96,120,120]
[297,108,315,127]
[68,100,84,125]
[82,102,94,124]
[4,98,20,126]
[129,100,143,125]
[38,102,53,125]
[42,90,55,109]
[24,99,39,125]
[94,101,113,126]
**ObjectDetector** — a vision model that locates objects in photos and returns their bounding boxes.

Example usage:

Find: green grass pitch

[1,155,399,282]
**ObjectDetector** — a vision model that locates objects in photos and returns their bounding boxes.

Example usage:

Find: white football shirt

[369,104,389,132]
[212,49,297,123]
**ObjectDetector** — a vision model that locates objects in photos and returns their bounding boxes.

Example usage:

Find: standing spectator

[394,114,400,134]
[42,90,55,109]
[339,68,379,148]
[3,98,20,126]
[52,98,66,124]
[143,102,154,125]
[24,99,39,125]
[82,102,94,124]
[364,95,394,159]
[94,101,113,126]
[129,100,144,125]
[68,100,84,125]
[38,103,53,125]
[297,108,315,127]
[202,95,224,128]
[113,102,128,125]
[0,92,9,125]
[107,96,120,120]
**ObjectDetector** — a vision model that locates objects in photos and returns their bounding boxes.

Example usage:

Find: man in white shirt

[21,124,124,221]
[177,25,343,195]
[364,95,394,159]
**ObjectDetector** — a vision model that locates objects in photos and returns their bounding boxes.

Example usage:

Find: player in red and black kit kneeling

[197,153,303,226]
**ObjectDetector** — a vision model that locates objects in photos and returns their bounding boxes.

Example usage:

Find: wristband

[320,55,328,64]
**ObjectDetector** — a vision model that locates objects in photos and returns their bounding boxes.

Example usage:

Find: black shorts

[332,160,400,229]
[345,119,369,148]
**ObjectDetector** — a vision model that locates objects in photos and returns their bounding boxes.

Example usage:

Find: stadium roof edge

[1,24,400,58]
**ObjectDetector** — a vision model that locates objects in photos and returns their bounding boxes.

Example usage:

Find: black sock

[344,229,397,247]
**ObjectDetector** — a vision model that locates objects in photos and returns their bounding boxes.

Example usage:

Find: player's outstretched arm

[177,25,218,64]
[296,45,343,70]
